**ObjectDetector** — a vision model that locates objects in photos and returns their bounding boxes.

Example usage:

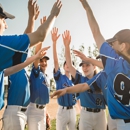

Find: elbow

[37,26,47,42]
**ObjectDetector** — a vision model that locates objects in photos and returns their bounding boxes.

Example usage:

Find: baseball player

[3,46,49,130]
[0,0,62,71]
[2,1,47,130]
[52,27,77,130]
[62,30,107,130]
[0,0,40,111]
[79,0,130,129]
[73,51,117,130]
[26,40,50,130]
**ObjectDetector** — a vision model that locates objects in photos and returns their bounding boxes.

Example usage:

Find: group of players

[0,0,130,130]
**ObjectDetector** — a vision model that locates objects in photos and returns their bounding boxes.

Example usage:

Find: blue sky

[1,0,130,78]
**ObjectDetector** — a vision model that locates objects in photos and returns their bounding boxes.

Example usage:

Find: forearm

[53,42,59,72]
[4,55,37,77]
[28,14,56,47]
[24,17,35,34]
[34,43,42,68]
[65,45,72,67]
[65,45,76,77]
[66,83,90,94]
[81,1,105,49]
[86,58,103,68]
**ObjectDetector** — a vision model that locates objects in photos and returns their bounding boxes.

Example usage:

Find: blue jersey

[30,66,50,105]
[100,42,130,119]
[8,69,30,107]
[0,71,4,109]
[87,71,107,105]
[54,69,76,106]
[0,34,30,71]
[72,70,106,109]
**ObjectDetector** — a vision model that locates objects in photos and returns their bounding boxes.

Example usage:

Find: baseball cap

[106,29,130,45]
[40,56,50,61]
[0,4,15,19]
[79,60,91,67]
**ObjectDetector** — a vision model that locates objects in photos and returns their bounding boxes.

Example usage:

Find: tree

[88,44,99,58]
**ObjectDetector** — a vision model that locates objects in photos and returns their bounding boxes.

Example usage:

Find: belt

[6,106,27,112]
[62,106,73,110]
[83,107,100,113]
[124,119,130,123]
[36,104,46,109]
[20,108,27,112]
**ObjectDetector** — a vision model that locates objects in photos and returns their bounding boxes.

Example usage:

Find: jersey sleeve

[72,70,82,85]
[100,42,120,75]
[0,34,30,71]
[53,68,61,81]
[87,72,102,92]
[31,66,41,79]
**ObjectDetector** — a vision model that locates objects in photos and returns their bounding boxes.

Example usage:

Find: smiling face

[40,58,48,72]
[81,63,96,78]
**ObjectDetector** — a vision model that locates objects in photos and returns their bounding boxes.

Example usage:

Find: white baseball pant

[26,102,46,130]
[108,112,117,130]
[79,107,107,130]
[56,105,76,130]
[3,105,27,130]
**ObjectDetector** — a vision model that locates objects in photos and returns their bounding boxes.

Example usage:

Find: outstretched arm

[28,0,62,47]
[4,46,50,77]
[51,83,90,98]
[73,50,103,68]
[62,30,76,78]
[79,0,105,50]
[34,16,46,69]
[24,0,40,34]
[51,27,60,72]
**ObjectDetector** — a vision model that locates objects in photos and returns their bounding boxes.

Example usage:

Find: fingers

[42,46,50,51]
[40,16,46,24]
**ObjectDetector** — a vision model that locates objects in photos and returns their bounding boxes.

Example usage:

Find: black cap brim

[79,61,90,67]
[41,56,49,60]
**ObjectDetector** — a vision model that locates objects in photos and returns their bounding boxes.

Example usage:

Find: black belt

[84,107,100,113]
[21,108,27,112]
[36,104,45,109]
[6,106,27,112]
[124,119,130,123]
[62,106,73,110]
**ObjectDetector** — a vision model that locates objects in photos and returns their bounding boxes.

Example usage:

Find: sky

[1,0,130,79]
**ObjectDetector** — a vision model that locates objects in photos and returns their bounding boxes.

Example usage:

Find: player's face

[81,63,95,78]
[111,41,122,53]
[0,16,7,35]
[40,58,48,72]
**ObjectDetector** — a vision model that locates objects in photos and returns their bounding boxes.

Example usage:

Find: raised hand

[50,0,62,17]
[40,16,47,25]
[62,30,71,47]
[28,0,40,20]
[51,27,60,43]
[79,0,87,10]
[73,50,89,61]
[51,89,67,98]
[36,46,50,60]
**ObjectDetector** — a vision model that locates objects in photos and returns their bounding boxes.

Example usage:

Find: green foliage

[88,44,99,58]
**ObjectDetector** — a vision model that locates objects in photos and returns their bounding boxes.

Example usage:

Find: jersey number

[114,74,130,106]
